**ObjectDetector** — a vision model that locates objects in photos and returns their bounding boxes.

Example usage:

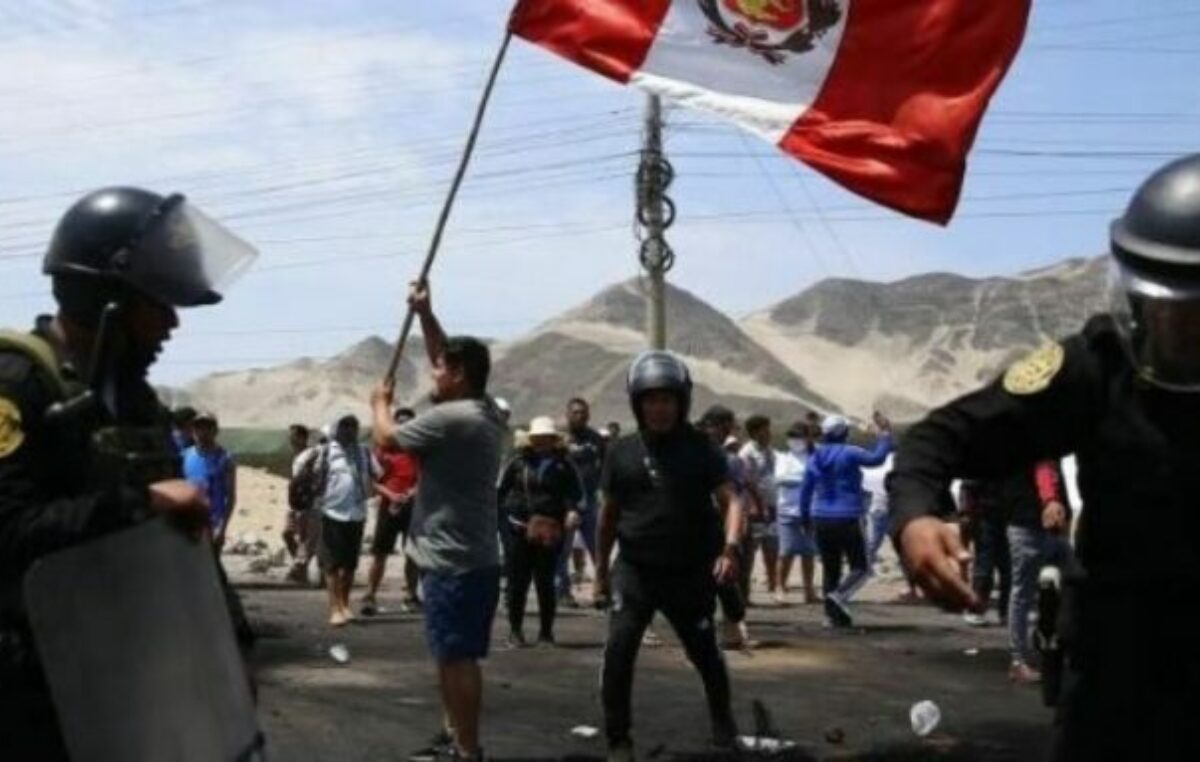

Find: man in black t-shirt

[594,352,745,762]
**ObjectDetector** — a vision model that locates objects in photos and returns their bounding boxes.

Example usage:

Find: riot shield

[24,517,264,762]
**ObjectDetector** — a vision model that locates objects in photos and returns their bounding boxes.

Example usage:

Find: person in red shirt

[362,407,421,615]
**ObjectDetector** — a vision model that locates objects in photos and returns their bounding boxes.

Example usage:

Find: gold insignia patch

[0,396,24,459]
[1003,342,1065,396]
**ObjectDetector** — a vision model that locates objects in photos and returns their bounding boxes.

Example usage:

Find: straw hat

[528,416,559,438]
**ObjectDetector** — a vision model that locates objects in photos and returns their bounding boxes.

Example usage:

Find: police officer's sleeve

[889,335,1099,541]
[0,359,144,572]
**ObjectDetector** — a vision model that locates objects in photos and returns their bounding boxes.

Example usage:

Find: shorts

[750,519,779,543]
[319,516,365,573]
[370,501,412,557]
[778,519,818,558]
[422,567,501,663]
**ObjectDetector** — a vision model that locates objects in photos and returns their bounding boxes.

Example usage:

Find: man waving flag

[509,0,1030,224]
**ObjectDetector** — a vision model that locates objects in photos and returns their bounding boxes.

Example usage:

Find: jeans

[814,518,869,619]
[557,496,597,595]
[972,515,1012,620]
[1007,525,1072,665]
[865,508,890,568]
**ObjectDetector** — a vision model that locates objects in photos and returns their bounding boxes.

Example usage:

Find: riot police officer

[593,351,745,762]
[0,187,257,757]
[889,154,1200,761]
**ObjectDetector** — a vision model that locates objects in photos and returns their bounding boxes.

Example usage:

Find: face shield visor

[119,195,257,308]
[1108,257,1200,392]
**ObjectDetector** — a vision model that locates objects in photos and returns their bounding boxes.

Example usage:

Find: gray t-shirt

[393,397,504,573]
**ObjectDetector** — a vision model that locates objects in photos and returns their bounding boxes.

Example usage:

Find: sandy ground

[225,468,1053,761]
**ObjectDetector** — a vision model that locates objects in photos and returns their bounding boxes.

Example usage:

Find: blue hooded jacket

[799,434,894,521]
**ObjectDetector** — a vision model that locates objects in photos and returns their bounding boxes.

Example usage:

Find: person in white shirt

[739,415,781,604]
[774,420,818,604]
[313,414,381,627]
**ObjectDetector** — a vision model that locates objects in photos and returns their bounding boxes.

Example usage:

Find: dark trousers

[505,531,560,639]
[814,518,868,621]
[0,642,69,761]
[1048,584,1200,761]
[971,515,1012,620]
[602,559,736,745]
[716,579,746,624]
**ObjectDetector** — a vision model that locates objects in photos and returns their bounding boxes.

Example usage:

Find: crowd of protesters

[162,283,1081,760]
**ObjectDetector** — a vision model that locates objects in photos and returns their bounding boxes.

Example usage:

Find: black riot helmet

[1108,154,1200,391]
[627,350,693,425]
[44,187,257,327]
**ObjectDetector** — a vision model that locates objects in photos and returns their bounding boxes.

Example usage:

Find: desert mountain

[181,279,834,429]
[183,336,432,429]
[179,257,1112,429]
[487,279,835,427]
[741,257,1109,419]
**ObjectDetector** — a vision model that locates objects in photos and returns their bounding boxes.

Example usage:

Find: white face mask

[787,438,807,455]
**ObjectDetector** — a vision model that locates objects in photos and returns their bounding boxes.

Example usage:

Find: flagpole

[384,30,514,384]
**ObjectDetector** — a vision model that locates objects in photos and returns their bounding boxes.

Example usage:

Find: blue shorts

[422,567,501,663]
[778,519,818,558]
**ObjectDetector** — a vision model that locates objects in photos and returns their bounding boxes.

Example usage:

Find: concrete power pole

[637,95,675,351]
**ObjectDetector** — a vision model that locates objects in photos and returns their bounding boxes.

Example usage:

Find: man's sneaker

[408,729,453,762]
[829,593,854,623]
[536,633,556,649]
[1009,661,1042,684]
[360,598,378,617]
[607,739,635,762]
[642,628,663,648]
[506,631,528,649]
[963,612,988,627]
[285,564,307,585]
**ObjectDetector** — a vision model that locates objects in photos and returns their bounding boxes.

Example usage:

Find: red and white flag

[509,0,1030,224]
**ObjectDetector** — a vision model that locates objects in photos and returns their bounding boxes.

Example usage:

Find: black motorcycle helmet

[627,350,693,425]
[44,187,257,328]
[1108,154,1200,391]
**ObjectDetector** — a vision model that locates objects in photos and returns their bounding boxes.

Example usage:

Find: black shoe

[711,716,740,749]
[408,729,453,761]
[607,739,635,762]
[536,633,556,648]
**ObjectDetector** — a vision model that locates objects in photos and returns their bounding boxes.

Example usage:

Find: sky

[0,0,1197,386]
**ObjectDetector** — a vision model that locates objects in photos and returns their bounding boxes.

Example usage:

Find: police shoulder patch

[0,396,24,459]
[1003,342,1065,396]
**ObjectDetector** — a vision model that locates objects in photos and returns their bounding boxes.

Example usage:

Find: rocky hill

[178,257,1111,428]
[740,257,1108,418]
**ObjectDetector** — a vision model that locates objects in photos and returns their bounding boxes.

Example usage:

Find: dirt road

[239,577,1051,761]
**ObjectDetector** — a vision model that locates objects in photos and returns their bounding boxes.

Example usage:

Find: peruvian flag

[509,0,1030,224]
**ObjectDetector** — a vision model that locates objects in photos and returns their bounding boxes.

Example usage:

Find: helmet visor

[124,197,257,307]
[1109,259,1200,391]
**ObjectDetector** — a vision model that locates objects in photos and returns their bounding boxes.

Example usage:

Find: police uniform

[0,331,168,757]
[891,152,1200,761]
[1,185,261,758]
[892,316,1200,761]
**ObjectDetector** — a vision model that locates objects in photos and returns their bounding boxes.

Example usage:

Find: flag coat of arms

[509,0,1031,224]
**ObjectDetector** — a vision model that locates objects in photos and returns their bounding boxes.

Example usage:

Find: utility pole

[637,94,675,351]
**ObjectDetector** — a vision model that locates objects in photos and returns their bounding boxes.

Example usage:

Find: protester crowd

[151,285,1083,762]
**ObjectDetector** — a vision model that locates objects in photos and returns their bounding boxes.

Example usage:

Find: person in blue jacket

[800,414,893,628]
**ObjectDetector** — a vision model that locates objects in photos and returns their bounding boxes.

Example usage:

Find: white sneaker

[963,612,988,627]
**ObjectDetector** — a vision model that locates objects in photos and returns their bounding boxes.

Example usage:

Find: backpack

[288,445,330,513]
